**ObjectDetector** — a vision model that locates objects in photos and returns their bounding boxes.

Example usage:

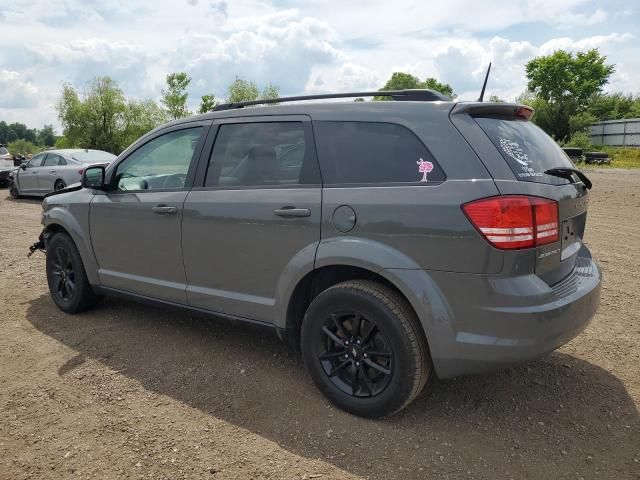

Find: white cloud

[0,70,39,108]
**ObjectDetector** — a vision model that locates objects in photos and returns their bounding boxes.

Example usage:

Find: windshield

[71,150,117,163]
[475,117,574,185]
[0,147,8,155]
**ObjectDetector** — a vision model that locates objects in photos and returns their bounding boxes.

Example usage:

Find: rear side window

[475,117,574,184]
[72,150,117,163]
[205,122,320,187]
[0,147,8,155]
[313,121,445,185]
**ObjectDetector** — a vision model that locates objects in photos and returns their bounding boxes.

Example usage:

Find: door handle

[49,170,57,173]
[152,205,178,214]
[273,206,311,217]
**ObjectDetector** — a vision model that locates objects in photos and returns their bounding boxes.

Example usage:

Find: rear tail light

[462,195,559,250]
[78,168,84,175]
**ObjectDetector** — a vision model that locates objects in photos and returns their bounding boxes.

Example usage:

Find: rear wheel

[54,179,66,191]
[301,280,430,418]
[46,233,99,313]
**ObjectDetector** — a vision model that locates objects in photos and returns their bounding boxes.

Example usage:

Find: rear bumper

[390,245,602,379]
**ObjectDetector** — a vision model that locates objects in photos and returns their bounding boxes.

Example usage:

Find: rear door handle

[152,205,178,214]
[273,206,311,218]
[49,170,57,173]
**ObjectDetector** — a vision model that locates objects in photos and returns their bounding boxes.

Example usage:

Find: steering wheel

[162,173,186,189]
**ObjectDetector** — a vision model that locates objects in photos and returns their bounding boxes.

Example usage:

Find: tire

[46,233,99,314]
[54,179,66,192]
[301,280,431,418]
[585,151,609,159]
[9,181,20,199]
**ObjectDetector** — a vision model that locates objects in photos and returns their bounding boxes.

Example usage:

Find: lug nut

[355,362,360,367]
[363,353,367,358]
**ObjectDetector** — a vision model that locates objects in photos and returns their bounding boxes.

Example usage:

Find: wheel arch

[43,207,100,285]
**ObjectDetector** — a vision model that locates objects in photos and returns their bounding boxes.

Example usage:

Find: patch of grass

[580,147,640,169]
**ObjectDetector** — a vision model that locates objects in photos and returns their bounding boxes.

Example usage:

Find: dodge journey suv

[34,90,601,417]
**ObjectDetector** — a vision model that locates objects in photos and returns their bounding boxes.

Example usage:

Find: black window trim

[312,120,446,188]
[192,114,322,191]
[28,153,46,168]
[102,120,212,194]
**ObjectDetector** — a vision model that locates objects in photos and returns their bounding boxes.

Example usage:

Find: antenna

[478,62,492,102]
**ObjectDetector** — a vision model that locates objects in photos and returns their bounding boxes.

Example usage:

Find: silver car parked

[10,149,116,198]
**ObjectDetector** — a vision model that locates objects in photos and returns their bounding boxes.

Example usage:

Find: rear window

[72,150,117,163]
[0,147,8,155]
[314,121,445,185]
[475,117,574,184]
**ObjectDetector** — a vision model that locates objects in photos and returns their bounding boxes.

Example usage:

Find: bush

[7,139,42,156]
[563,131,593,150]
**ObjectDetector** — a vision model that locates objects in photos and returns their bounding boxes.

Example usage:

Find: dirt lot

[1,170,639,480]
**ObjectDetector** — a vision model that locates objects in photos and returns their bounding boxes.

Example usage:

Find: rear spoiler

[451,102,534,120]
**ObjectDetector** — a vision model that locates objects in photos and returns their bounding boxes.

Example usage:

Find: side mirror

[20,163,27,170]
[82,165,106,190]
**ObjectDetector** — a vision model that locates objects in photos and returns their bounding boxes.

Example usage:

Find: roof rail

[212,89,451,111]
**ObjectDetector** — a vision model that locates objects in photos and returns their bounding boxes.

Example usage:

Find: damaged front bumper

[27,230,49,257]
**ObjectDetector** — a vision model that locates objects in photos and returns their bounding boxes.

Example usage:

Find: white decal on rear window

[417,158,434,182]
[499,138,542,178]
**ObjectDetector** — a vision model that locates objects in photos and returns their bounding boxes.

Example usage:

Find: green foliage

[488,95,505,103]
[523,49,615,141]
[375,72,455,100]
[227,77,260,103]
[353,98,365,102]
[261,84,280,100]
[563,131,593,150]
[198,94,218,114]
[7,139,41,155]
[55,136,72,149]
[526,49,614,107]
[37,125,56,146]
[57,77,167,154]
[586,92,640,120]
[0,121,42,145]
[569,111,597,136]
[161,72,192,119]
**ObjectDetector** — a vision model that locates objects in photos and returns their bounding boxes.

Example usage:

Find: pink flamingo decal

[417,158,434,182]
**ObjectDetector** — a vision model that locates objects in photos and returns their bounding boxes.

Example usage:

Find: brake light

[462,195,559,250]
[515,106,534,120]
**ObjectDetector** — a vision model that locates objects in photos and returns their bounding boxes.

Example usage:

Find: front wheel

[301,280,431,418]
[46,233,99,313]
[9,180,20,199]
[54,179,66,192]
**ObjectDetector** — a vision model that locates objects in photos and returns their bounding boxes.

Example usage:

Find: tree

[161,72,192,119]
[524,49,615,140]
[198,94,218,113]
[8,139,40,155]
[261,83,280,100]
[488,95,505,103]
[37,125,56,147]
[57,76,167,154]
[227,77,260,103]
[376,72,455,100]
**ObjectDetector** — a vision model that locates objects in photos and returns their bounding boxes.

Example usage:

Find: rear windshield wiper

[544,167,592,190]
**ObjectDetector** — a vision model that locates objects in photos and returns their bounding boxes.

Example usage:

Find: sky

[0,0,638,130]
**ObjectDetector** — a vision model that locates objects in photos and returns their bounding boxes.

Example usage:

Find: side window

[313,121,445,185]
[58,156,67,166]
[28,154,45,167]
[42,154,61,167]
[114,127,202,191]
[205,122,319,187]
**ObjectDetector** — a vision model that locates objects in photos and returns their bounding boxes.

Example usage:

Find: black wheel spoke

[359,365,374,395]
[361,323,377,345]
[364,358,391,376]
[55,276,64,294]
[330,314,349,339]
[351,366,359,396]
[319,349,347,360]
[328,359,350,377]
[322,326,344,346]
[365,350,392,358]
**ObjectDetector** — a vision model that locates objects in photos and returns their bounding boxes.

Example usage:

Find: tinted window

[72,150,117,163]
[114,127,202,191]
[27,155,44,167]
[0,147,7,155]
[205,122,319,187]
[313,121,445,185]
[475,117,574,184]
[42,154,62,167]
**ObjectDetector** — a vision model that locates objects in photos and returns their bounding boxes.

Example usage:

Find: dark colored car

[33,90,601,417]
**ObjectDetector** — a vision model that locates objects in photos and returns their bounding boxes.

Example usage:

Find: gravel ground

[1,170,639,480]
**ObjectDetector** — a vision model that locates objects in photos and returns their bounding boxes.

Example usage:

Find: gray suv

[34,90,602,417]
